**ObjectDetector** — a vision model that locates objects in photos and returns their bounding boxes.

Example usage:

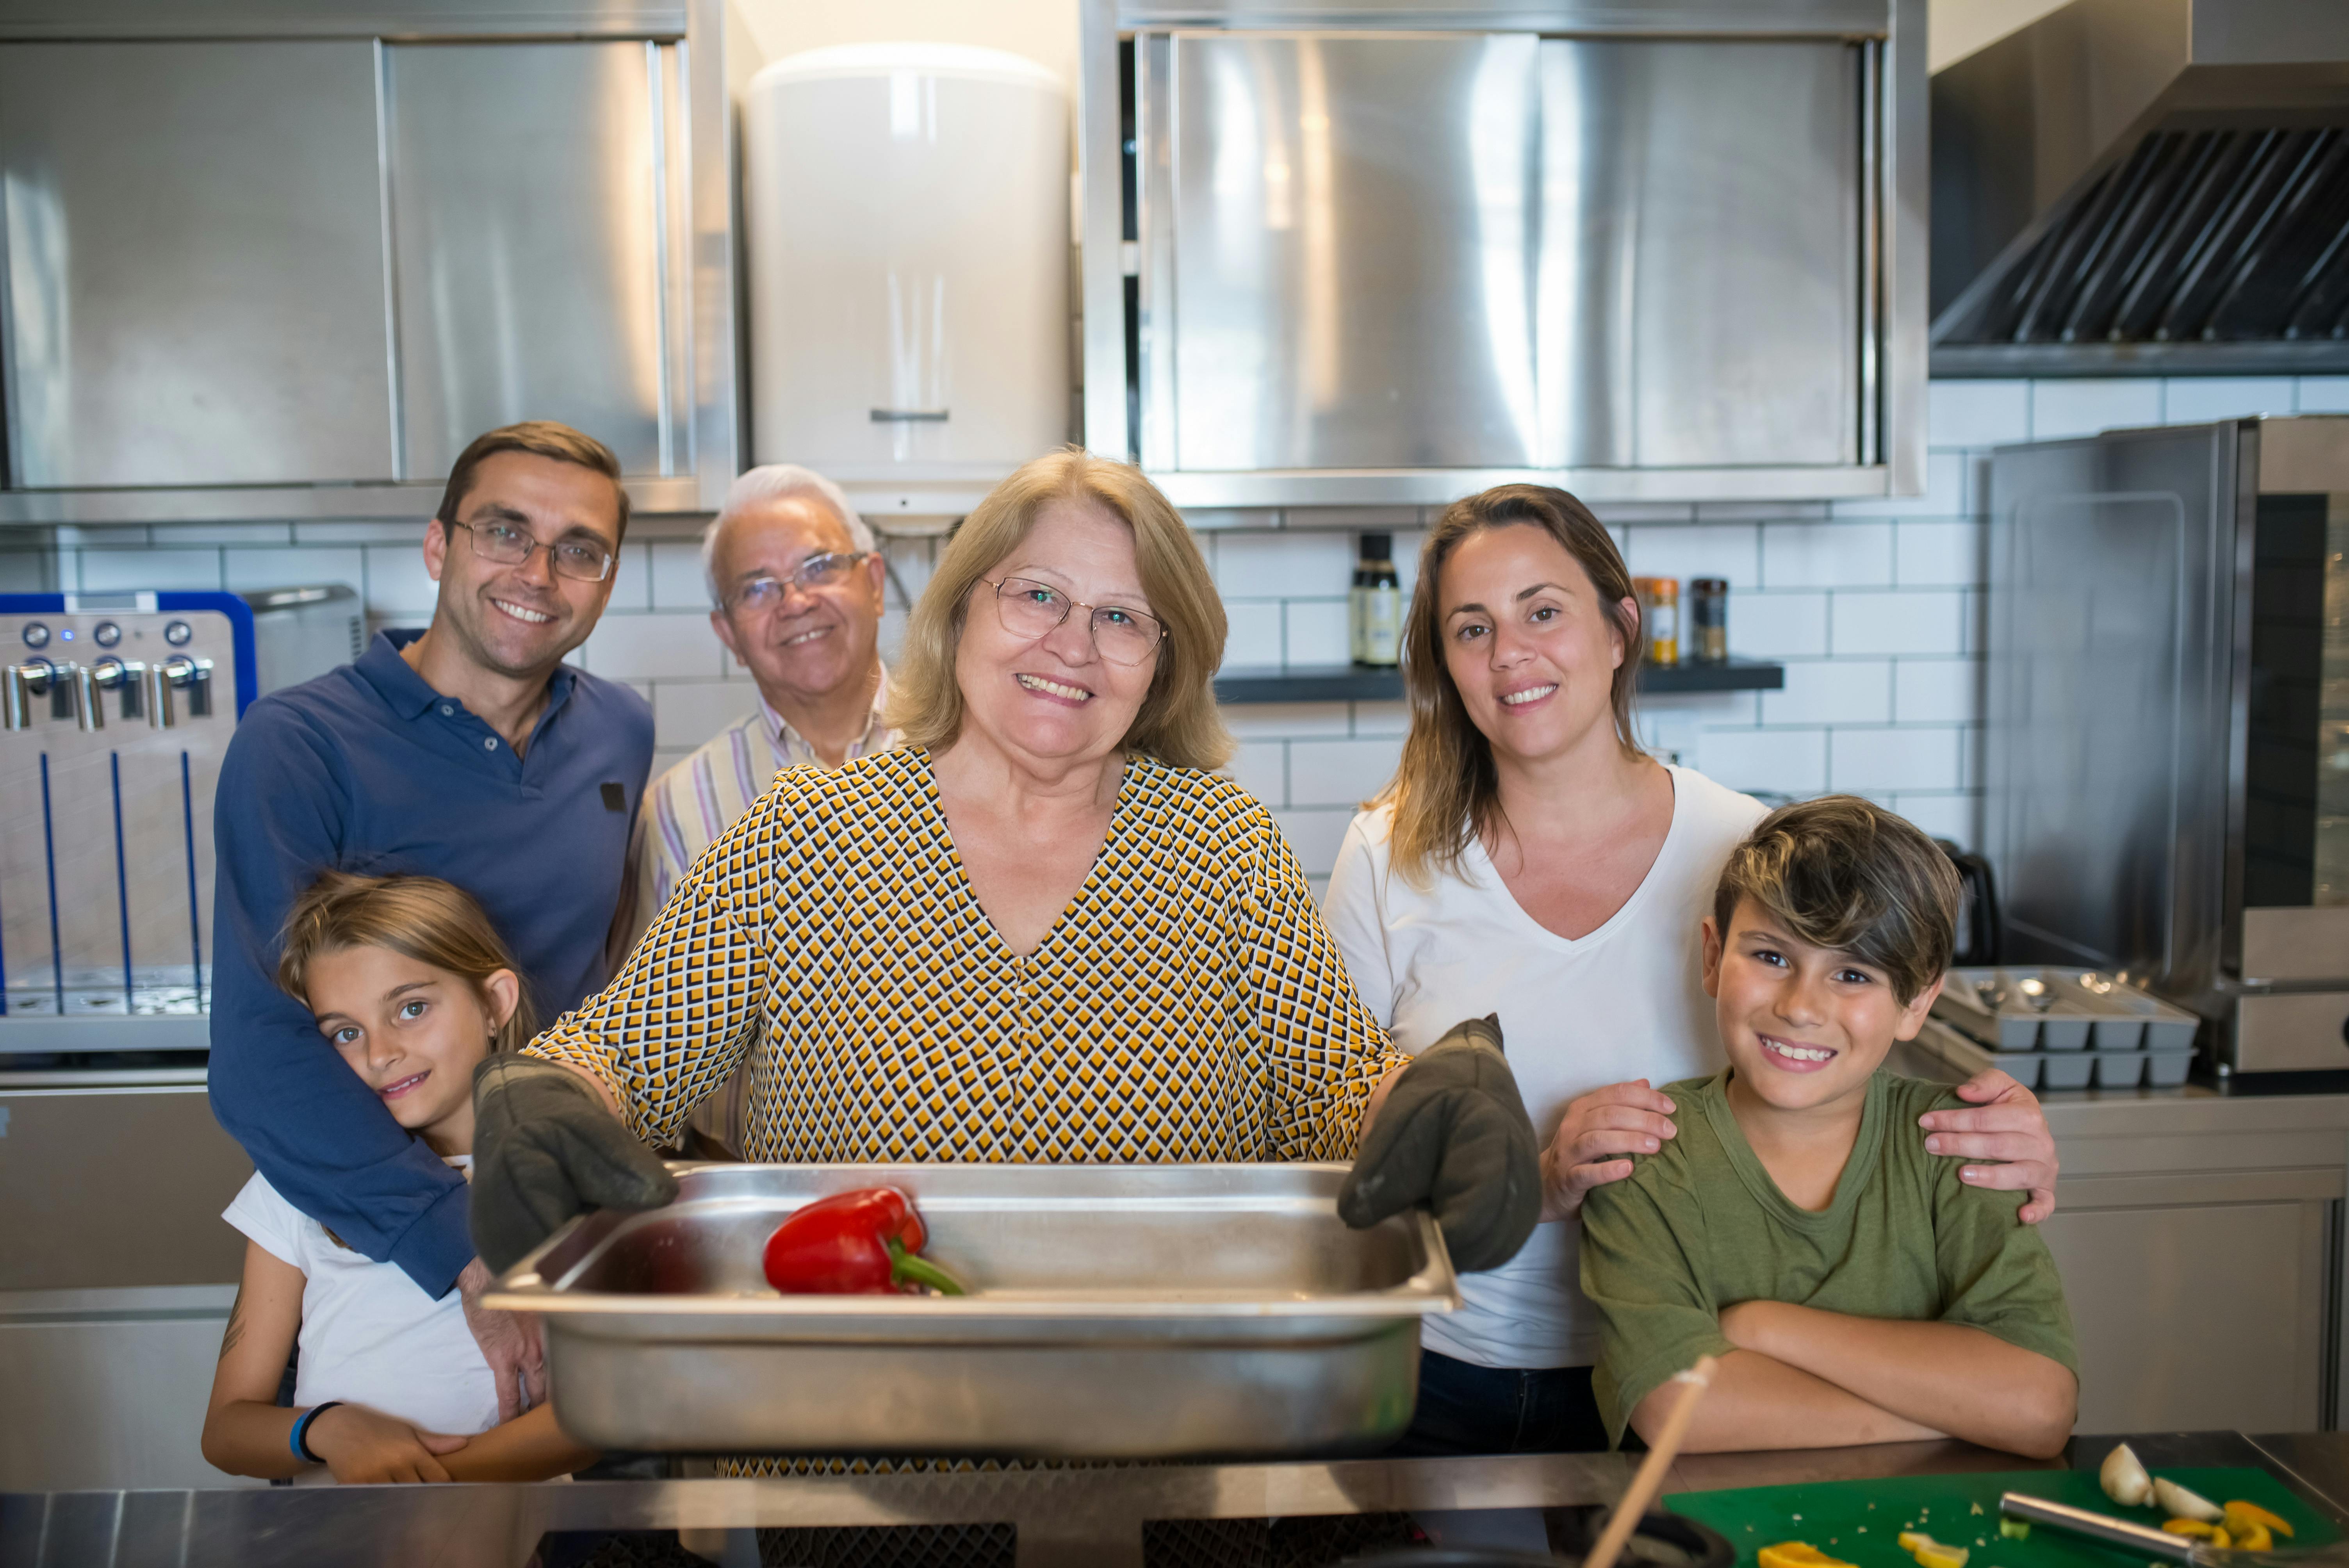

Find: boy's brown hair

[1713,795,1961,1005]
[278,872,537,1053]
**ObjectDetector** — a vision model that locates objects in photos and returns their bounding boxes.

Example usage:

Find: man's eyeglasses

[726,551,874,613]
[449,518,616,583]
[985,576,1167,667]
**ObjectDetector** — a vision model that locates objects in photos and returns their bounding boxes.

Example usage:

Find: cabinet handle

[870,408,949,423]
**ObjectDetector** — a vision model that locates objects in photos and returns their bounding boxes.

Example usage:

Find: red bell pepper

[762,1186,967,1296]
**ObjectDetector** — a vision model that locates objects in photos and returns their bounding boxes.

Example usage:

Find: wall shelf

[1213,657,1784,705]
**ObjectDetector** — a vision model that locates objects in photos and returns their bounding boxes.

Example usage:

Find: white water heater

[744,43,1070,479]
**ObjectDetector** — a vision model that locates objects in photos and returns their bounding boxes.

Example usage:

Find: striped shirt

[621,668,897,1152]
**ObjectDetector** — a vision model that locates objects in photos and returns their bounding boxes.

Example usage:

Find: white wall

[727,0,1079,106]
[1928,0,2072,73]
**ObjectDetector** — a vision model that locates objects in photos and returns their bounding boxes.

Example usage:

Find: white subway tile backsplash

[1225,741,1286,808]
[1219,701,1350,740]
[1831,590,1965,656]
[880,536,938,613]
[1759,659,1891,726]
[1889,791,1978,848]
[1759,521,1893,589]
[296,520,429,544]
[1829,450,1967,518]
[1215,531,1353,598]
[609,543,652,613]
[78,548,221,592]
[650,540,709,610]
[1288,736,1404,808]
[151,522,296,546]
[1894,520,1985,588]
[1695,501,1828,522]
[1285,599,1352,666]
[1694,727,1827,797]
[577,612,728,681]
[1392,529,1426,598]
[1928,380,2030,448]
[1223,601,1283,668]
[1725,590,1829,659]
[2029,378,2162,441]
[649,746,696,782]
[1829,726,1962,792]
[651,680,757,750]
[1271,807,1358,877]
[225,547,365,595]
[363,545,440,615]
[2297,377,2349,413]
[1589,503,1696,525]
[1623,524,1759,587]
[1352,700,1410,737]
[1893,658,1980,725]
[2161,377,2296,424]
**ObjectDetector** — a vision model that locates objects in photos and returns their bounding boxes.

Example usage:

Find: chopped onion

[2153,1478,2223,1523]
[2100,1444,2154,1507]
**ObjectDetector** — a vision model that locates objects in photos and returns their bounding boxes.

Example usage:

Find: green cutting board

[1666,1467,2337,1568]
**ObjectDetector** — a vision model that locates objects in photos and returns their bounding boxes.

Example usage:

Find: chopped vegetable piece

[2163,1522,2220,1540]
[1972,1505,1986,1516]
[1900,1532,1970,1568]
[2155,1479,2224,1524]
[2224,1502,2294,1541]
[2000,1519,2031,1541]
[2102,1444,2156,1508]
[1759,1542,1858,1568]
[2234,1524,2274,1552]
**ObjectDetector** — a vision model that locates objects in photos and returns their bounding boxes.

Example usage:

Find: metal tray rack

[1925,968,2201,1089]
[485,1162,1458,1461]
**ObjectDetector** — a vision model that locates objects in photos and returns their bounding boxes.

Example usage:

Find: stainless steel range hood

[1932,0,2349,377]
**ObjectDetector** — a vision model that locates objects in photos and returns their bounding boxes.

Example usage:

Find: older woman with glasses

[467,450,1543,1376]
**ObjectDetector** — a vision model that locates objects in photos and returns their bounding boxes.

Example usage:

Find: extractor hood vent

[1939,123,2349,353]
[1930,0,2349,377]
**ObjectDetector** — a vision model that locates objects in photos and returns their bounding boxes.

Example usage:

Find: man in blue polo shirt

[208,421,654,1414]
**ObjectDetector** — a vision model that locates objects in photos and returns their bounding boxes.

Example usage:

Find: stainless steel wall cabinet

[1983,416,2349,1078]
[1083,0,1927,507]
[0,0,737,523]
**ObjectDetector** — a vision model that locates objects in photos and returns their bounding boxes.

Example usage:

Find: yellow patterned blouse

[529,746,1405,1164]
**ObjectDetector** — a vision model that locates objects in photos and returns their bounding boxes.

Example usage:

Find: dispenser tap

[145,655,212,728]
[4,659,73,730]
[70,661,103,732]
[90,657,144,722]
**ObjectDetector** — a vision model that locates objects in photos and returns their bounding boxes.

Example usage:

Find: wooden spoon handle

[1584,1355,1720,1568]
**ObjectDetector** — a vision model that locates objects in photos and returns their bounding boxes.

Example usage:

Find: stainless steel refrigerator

[1984,415,2349,1079]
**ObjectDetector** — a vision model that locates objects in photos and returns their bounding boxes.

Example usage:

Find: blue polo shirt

[209,629,652,1299]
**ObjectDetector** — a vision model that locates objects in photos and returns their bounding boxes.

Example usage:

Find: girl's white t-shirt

[1323,764,1766,1370]
[222,1156,501,1481]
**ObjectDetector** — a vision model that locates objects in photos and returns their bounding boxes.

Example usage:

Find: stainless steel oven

[1983,416,2349,1079]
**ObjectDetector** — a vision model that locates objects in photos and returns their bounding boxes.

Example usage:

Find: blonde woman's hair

[1713,795,1961,1005]
[886,447,1233,771]
[277,872,536,1053]
[1382,484,1645,886]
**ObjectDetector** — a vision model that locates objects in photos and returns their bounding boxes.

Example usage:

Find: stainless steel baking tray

[485,1163,1458,1460]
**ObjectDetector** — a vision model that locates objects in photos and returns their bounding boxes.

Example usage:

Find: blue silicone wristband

[291,1401,343,1464]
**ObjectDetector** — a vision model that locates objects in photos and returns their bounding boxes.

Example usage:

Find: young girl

[201,872,600,1485]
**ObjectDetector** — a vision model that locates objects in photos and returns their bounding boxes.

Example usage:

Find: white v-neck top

[1323,764,1766,1368]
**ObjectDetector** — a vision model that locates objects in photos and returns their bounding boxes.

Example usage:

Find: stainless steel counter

[4,1432,2343,1568]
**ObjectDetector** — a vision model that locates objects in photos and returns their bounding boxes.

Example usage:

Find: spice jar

[1636,577,1680,666]
[1352,533,1401,667]
[1690,577,1729,663]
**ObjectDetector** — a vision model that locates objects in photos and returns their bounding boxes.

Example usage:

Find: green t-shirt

[1579,1068,2077,1447]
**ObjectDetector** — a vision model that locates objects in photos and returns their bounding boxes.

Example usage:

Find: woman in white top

[1323,484,2058,1455]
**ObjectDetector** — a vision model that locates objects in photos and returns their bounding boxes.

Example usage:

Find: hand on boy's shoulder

[1900,1078,2030,1219]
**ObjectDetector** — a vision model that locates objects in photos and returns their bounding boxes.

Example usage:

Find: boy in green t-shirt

[1580,796,2077,1457]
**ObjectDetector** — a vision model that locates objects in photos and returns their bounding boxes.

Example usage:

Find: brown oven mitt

[1337,1014,1541,1274]
[469,1054,679,1274]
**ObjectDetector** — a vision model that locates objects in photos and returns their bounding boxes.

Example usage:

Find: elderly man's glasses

[449,518,616,583]
[985,577,1167,667]
[727,551,873,613]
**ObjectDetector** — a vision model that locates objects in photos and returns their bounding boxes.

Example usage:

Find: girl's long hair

[277,872,536,1053]
[1381,485,1646,886]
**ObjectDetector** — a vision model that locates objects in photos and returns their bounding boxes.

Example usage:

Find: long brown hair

[886,446,1233,772]
[1381,485,1645,886]
[277,872,537,1053]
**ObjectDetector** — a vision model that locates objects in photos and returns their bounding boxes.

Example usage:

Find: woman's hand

[1539,1080,1678,1222]
[1918,1069,2059,1224]
[305,1403,471,1484]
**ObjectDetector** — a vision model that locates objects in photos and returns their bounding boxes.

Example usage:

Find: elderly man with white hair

[620,464,899,1153]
